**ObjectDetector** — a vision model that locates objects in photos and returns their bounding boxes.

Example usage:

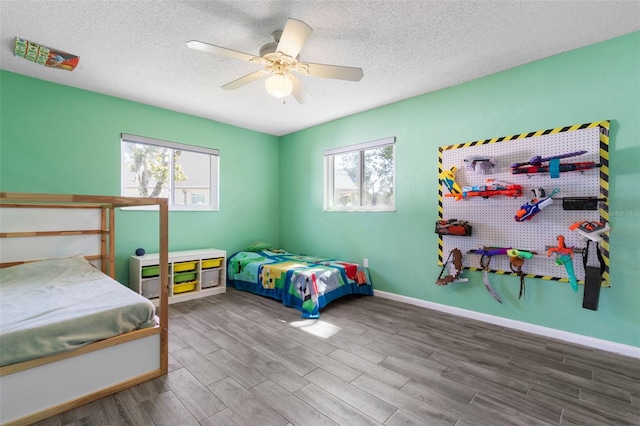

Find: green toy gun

[506,249,535,259]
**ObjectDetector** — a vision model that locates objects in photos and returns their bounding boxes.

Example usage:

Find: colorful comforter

[227,250,373,318]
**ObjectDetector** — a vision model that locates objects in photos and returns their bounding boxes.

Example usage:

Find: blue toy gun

[515,188,559,222]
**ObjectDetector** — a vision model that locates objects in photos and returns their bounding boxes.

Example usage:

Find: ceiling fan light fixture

[265,73,293,98]
[187,18,363,103]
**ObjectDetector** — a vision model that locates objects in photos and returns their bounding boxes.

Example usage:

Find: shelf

[130,248,226,305]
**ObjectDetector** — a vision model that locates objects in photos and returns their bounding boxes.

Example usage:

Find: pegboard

[437,121,610,287]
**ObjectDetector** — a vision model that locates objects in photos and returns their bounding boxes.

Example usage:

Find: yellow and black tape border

[437,120,610,287]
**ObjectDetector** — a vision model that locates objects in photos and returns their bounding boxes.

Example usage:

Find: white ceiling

[1,1,639,136]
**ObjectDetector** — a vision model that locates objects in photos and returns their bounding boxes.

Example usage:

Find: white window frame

[324,137,396,212]
[121,133,219,211]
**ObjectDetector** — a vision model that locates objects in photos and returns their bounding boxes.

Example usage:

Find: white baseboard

[373,290,640,359]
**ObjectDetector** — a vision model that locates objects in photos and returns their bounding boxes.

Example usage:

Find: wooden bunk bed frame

[0,192,169,426]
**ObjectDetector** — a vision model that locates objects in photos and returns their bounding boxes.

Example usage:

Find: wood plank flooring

[35,288,640,425]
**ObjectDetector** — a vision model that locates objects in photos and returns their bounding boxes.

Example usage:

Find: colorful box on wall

[14,37,79,71]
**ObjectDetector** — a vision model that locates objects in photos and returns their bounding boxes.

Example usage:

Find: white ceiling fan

[186,18,364,103]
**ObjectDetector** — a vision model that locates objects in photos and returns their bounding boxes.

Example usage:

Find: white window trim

[324,137,396,212]
[121,134,219,211]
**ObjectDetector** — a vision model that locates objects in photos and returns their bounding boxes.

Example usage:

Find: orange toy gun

[569,220,610,242]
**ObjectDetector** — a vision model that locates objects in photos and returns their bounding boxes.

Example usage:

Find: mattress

[0,256,156,367]
[228,250,373,318]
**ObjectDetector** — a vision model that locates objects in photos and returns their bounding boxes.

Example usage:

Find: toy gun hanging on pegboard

[435,219,472,236]
[547,236,578,292]
[510,150,601,177]
[560,197,607,210]
[569,220,610,242]
[516,188,606,220]
[439,166,463,200]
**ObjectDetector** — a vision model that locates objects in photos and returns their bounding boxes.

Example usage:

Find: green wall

[1,32,638,348]
[279,32,640,347]
[0,71,281,283]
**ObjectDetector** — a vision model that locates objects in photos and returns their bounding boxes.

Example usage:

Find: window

[324,137,395,211]
[121,134,219,211]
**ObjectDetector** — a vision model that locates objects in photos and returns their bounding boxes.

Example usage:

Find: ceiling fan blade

[298,62,364,81]
[276,19,312,58]
[289,75,313,104]
[221,70,268,90]
[187,40,258,62]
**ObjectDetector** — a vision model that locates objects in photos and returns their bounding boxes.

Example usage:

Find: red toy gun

[444,180,523,200]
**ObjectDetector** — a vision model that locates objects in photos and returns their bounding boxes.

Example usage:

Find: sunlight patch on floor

[288,319,341,338]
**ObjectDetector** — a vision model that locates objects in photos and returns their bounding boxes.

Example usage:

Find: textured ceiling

[1,1,639,136]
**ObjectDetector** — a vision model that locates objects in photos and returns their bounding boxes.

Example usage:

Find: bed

[227,246,373,318]
[0,192,169,426]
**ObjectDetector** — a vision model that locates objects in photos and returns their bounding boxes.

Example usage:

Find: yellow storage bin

[202,258,223,269]
[173,280,197,294]
[174,261,197,272]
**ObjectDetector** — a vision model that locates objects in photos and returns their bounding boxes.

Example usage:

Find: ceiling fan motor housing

[259,41,278,58]
[259,29,284,57]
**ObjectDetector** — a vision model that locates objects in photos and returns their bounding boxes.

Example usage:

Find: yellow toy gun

[439,166,462,200]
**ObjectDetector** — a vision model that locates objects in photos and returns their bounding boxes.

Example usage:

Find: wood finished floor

[35,288,640,426]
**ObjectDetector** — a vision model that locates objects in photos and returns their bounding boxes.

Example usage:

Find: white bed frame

[0,193,169,426]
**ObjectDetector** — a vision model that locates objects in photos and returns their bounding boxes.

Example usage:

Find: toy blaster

[439,166,462,200]
[569,220,610,242]
[445,179,523,201]
[435,219,472,236]
[511,150,601,177]
[469,247,509,256]
[515,188,560,222]
[547,235,578,292]
[506,249,536,259]
[469,247,535,257]
[516,189,605,221]
[560,197,607,211]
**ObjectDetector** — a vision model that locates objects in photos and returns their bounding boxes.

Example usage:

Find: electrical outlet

[363,258,368,267]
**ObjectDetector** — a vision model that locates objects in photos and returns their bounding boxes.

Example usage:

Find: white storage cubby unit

[130,248,226,305]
